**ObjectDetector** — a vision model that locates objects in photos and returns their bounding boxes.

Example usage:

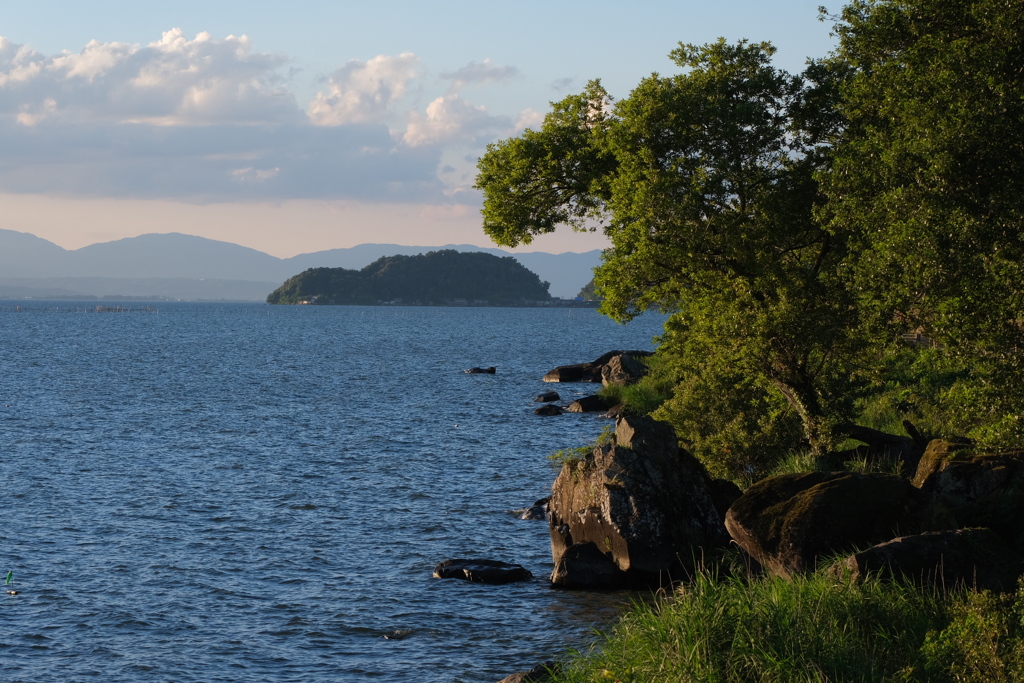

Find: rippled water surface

[0,302,664,682]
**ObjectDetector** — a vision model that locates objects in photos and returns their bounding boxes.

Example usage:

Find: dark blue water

[0,302,663,682]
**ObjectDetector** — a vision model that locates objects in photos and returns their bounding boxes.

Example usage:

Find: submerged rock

[542,362,599,383]
[517,497,550,521]
[432,559,533,584]
[534,391,560,403]
[534,404,563,416]
[465,366,497,374]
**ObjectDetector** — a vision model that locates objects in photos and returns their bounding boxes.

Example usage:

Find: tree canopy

[825,0,1024,444]
[476,0,1024,468]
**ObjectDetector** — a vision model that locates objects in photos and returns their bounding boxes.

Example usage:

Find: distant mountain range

[0,229,602,301]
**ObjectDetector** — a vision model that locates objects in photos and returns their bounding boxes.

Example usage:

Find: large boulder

[913,440,1024,500]
[913,439,1024,553]
[832,528,1021,593]
[601,353,647,387]
[433,559,532,584]
[566,395,610,413]
[542,350,652,383]
[548,416,730,588]
[543,362,600,383]
[726,472,940,578]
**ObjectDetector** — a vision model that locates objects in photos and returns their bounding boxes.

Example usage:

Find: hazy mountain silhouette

[0,229,601,300]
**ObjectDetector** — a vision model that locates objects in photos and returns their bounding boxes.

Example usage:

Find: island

[266,249,554,306]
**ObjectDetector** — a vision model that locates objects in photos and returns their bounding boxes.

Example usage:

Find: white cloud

[403,95,493,146]
[0,30,298,126]
[0,33,529,203]
[308,53,420,126]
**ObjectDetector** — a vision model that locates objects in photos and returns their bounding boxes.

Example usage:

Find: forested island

[266,250,553,306]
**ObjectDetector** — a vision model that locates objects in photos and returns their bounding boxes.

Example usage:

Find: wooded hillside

[266,250,552,305]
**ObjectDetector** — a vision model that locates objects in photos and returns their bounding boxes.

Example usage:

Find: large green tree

[477,40,861,458]
[825,0,1024,444]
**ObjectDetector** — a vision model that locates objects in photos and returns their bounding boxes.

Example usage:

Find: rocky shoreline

[478,351,1024,682]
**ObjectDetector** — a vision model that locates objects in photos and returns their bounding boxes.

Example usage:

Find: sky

[0,1,838,257]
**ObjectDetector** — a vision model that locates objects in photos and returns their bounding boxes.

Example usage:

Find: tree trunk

[771,378,831,456]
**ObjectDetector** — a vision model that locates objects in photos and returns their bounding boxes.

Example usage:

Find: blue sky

[1,1,837,256]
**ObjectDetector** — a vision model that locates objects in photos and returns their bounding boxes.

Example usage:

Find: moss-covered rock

[726,472,939,578]
[913,439,1024,555]
[832,528,1021,592]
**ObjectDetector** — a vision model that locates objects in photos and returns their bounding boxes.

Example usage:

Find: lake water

[0,302,665,682]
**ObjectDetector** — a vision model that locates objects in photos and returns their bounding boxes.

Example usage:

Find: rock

[465,366,497,374]
[590,349,653,366]
[912,440,1023,499]
[517,497,550,521]
[496,661,560,683]
[549,542,624,589]
[543,363,600,383]
[913,439,1024,554]
[603,403,626,419]
[832,528,1021,593]
[542,350,653,383]
[566,395,609,413]
[601,353,647,387]
[432,559,533,584]
[534,391,561,402]
[548,416,730,589]
[534,404,564,416]
[725,471,939,578]
[707,478,743,520]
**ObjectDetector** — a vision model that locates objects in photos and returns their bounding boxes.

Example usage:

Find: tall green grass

[599,354,678,418]
[547,564,1024,682]
[550,568,950,682]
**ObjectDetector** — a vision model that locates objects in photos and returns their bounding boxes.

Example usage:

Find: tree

[824,0,1024,444]
[477,40,862,459]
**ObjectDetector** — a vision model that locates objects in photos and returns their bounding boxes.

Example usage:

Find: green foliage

[598,354,676,418]
[477,39,865,455]
[920,588,1024,682]
[475,80,616,247]
[266,250,551,305]
[551,564,949,682]
[480,0,1024,474]
[548,426,615,470]
[825,0,1024,448]
[548,445,592,469]
[577,279,600,301]
[848,345,971,442]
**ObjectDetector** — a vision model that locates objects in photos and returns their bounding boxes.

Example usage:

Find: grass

[541,556,1024,683]
[548,563,957,683]
[599,354,677,418]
